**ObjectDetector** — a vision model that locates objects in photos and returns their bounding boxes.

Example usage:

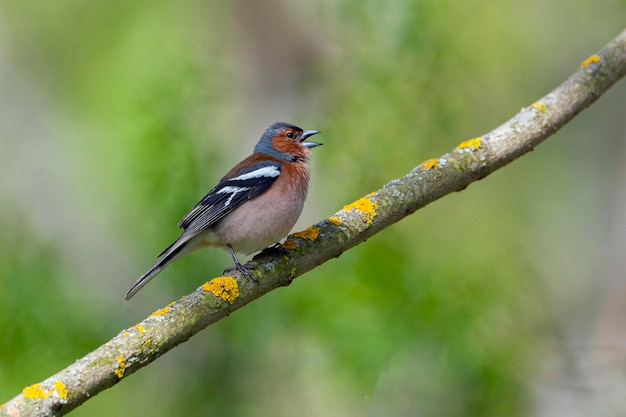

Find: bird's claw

[224,264,258,284]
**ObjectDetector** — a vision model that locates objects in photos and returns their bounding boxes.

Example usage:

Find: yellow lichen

[420,158,440,171]
[23,383,48,399]
[115,356,125,379]
[580,54,601,68]
[150,306,171,317]
[133,324,145,333]
[292,226,320,240]
[202,277,240,304]
[280,240,298,250]
[328,216,343,226]
[342,197,379,226]
[122,332,130,337]
[281,226,320,249]
[456,137,482,150]
[54,381,68,400]
[22,381,67,400]
[531,101,546,112]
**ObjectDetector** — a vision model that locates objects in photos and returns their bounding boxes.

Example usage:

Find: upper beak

[301,130,322,148]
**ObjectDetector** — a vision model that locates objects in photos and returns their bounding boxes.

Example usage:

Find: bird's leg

[224,244,258,283]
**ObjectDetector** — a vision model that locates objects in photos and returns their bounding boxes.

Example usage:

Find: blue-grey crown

[253,121,303,161]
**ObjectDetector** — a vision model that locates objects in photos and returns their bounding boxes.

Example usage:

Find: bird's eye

[286,131,295,139]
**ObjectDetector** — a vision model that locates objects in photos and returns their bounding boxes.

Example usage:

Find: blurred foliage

[0,0,625,416]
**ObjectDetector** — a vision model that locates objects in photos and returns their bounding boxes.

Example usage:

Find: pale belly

[212,194,304,254]
[188,184,306,254]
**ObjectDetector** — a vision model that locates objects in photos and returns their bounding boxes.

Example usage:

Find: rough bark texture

[2,29,626,417]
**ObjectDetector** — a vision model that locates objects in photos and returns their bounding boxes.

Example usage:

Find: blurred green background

[1,0,625,416]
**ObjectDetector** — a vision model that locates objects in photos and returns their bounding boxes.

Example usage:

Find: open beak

[301,130,322,148]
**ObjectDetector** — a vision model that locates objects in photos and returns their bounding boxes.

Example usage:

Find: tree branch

[3,29,626,417]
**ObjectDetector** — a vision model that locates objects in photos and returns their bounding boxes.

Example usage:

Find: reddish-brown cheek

[272,137,302,154]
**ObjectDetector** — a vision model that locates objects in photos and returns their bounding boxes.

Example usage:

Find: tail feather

[125,240,187,301]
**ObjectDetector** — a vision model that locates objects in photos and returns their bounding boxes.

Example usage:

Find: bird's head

[254,122,322,162]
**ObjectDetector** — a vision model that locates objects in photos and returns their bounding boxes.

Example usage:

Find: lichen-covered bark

[2,29,626,417]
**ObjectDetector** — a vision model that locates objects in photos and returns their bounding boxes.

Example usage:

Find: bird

[125,121,322,300]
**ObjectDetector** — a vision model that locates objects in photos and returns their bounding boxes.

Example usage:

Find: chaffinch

[125,121,322,300]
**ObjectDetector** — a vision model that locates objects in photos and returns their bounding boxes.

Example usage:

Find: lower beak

[303,141,322,148]
[301,130,322,148]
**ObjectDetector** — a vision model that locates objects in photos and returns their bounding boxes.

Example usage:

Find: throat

[290,153,309,163]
